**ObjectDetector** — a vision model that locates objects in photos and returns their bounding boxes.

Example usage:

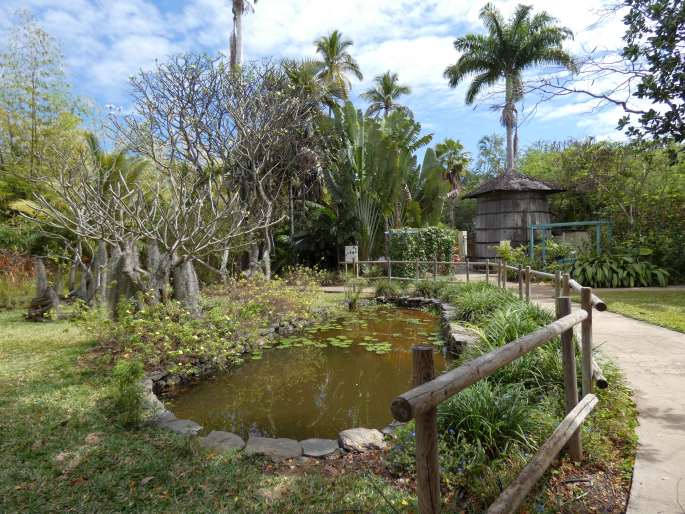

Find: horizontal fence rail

[391,309,588,422]
[385,258,610,514]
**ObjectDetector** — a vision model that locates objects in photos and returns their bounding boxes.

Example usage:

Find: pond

[169,305,447,440]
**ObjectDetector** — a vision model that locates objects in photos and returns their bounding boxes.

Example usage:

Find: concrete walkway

[529,285,685,514]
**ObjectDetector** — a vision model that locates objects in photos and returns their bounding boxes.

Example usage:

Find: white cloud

[0,0,636,149]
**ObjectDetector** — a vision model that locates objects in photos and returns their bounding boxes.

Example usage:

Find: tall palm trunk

[230,0,244,68]
[503,75,516,173]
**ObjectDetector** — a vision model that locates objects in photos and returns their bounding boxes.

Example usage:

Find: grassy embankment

[0,284,416,513]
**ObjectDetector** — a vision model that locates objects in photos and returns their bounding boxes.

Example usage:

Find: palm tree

[313,30,363,100]
[230,0,257,68]
[435,138,470,194]
[444,3,576,172]
[282,58,345,111]
[361,71,412,117]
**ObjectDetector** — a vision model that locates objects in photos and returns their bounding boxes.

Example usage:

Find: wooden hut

[464,172,563,259]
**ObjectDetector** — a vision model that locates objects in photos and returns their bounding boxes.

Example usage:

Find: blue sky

[0,0,633,159]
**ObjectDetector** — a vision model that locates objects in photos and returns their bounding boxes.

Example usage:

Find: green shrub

[374,279,404,298]
[110,359,145,427]
[466,303,564,391]
[572,254,669,288]
[442,283,517,323]
[437,380,537,457]
[388,226,457,277]
[412,280,448,299]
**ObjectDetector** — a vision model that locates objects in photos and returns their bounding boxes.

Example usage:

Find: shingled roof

[463,171,564,199]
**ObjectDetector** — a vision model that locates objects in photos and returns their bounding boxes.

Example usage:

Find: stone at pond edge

[200,431,245,452]
[245,436,302,460]
[300,438,340,458]
[158,419,203,436]
[382,420,406,436]
[338,428,387,452]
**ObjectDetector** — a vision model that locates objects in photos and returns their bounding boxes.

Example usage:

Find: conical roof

[464,171,564,199]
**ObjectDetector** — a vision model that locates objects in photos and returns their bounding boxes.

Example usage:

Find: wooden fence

[387,262,608,514]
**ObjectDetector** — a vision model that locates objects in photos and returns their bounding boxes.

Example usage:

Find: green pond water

[169,305,447,440]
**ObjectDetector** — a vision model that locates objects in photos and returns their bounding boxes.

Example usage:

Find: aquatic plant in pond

[169,306,446,440]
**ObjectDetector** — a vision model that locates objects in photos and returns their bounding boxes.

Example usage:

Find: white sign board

[344,245,359,263]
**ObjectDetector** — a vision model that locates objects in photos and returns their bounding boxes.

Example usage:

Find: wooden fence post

[525,266,531,302]
[412,346,440,514]
[518,265,523,299]
[388,259,392,280]
[486,259,490,284]
[581,287,593,397]
[416,258,420,282]
[562,273,570,296]
[466,258,470,282]
[556,296,582,461]
[434,253,438,283]
[554,270,561,299]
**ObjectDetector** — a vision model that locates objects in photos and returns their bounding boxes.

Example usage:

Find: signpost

[344,245,358,277]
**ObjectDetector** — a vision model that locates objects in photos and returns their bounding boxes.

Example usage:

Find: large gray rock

[245,437,302,460]
[200,431,245,452]
[445,322,479,353]
[300,438,340,458]
[338,428,387,452]
[158,419,202,436]
[141,378,167,417]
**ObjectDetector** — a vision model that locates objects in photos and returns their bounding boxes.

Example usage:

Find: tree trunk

[504,75,516,173]
[92,240,108,305]
[248,241,260,276]
[230,1,243,68]
[261,228,272,279]
[219,248,231,284]
[27,257,60,321]
[146,240,171,303]
[172,259,201,316]
[35,257,49,297]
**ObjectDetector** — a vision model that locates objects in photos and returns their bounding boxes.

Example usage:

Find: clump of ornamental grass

[412,280,449,299]
[374,279,405,299]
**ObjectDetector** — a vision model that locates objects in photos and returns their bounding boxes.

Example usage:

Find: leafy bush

[388,226,457,277]
[0,252,34,310]
[97,277,330,379]
[110,359,145,427]
[280,265,336,287]
[412,280,449,299]
[572,254,669,288]
[466,303,564,391]
[374,279,404,299]
[442,282,517,323]
[438,380,537,457]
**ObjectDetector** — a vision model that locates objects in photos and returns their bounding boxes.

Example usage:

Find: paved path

[528,285,685,514]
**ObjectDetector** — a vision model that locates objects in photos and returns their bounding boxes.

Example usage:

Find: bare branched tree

[27,55,314,316]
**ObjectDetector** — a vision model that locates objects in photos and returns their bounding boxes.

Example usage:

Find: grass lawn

[0,308,413,513]
[598,289,685,333]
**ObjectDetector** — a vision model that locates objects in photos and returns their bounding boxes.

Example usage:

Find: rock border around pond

[143,296,476,461]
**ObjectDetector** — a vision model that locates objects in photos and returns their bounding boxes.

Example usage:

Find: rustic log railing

[388,264,609,514]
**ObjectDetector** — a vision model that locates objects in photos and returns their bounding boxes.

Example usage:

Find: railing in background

[386,261,609,514]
